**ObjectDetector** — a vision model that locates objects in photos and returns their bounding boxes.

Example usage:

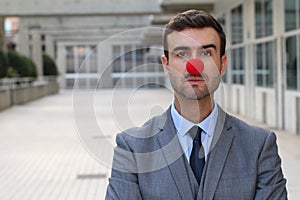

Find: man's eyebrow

[201,44,217,50]
[172,46,191,52]
[172,44,217,52]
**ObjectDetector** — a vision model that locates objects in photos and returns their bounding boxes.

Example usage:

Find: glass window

[255,0,273,38]
[232,47,245,85]
[89,45,98,73]
[286,36,298,90]
[299,0,300,31]
[112,45,121,73]
[266,41,274,87]
[285,0,300,31]
[125,45,133,72]
[76,45,87,73]
[265,0,273,36]
[218,14,227,35]
[66,46,74,73]
[136,46,145,67]
[256,43,263,86]
[231,5,243,44]
[255,41,275,87]
[285,0,297,31]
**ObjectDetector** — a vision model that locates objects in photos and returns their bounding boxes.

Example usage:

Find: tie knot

[189,126,202,141]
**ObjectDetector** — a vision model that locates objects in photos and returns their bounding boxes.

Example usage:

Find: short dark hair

[162,9,226,60]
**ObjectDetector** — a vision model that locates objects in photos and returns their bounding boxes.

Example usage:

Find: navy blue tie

[190,127,205,184]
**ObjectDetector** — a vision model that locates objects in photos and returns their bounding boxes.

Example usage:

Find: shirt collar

[171,100,218,137]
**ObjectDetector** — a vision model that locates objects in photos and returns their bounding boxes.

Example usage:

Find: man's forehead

[167,28,220,49]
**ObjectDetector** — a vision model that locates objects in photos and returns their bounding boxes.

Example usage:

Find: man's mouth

[185,75,205,84]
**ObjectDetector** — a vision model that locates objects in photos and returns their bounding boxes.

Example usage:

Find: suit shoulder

[224,114,279,157]
[115,110,168,148]
[226,114,273,139]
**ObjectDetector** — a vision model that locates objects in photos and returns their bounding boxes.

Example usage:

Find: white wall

[0,0,161,16]
[255,88,277,127]
[231,85,246,116]
[284,92,300,134]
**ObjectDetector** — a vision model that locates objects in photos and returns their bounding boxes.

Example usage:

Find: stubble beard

[171,75,221,101]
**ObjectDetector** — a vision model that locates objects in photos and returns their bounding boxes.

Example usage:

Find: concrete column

[85,45,91,89]
[31,30,43,76]
[56,43,67,88]
[97,41,113,88]
[45,35,55,59]
[244,0,256,120]
[273,0,285,129]
[18,21,30,56]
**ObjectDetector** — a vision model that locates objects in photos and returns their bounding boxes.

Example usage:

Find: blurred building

[4,17,19,51]
[0,0,299,135]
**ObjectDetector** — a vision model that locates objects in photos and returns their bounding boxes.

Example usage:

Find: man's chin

[181,90,211,101]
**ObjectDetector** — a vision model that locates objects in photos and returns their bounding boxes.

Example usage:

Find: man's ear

[220,55,227,76]
[161,55,170,77]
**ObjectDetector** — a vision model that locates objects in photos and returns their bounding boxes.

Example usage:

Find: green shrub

[43,54,58,76]
[0,50,8,78]
[6,67,18,78]
[7,51,37,78]
[23,56,37,78]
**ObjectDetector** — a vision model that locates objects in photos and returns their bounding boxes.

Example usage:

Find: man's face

[161,27,227,100]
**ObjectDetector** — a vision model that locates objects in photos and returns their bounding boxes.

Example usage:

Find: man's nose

[186,59,204,75]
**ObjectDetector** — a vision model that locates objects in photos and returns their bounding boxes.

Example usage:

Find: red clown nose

[186,59,204,75]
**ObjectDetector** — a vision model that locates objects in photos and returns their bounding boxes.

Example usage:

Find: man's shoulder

[117,108,170,143]
[113,108,173,154]
[225,112,273,139]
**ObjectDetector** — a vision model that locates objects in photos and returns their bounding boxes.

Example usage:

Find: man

[105,10,287,200]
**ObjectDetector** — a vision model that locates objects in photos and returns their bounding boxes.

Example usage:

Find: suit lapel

[156,108,198,200]
[200,107,235,200]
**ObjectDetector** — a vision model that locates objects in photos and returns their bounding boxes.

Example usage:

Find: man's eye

[201,51,211,56]
[177,51,189,57]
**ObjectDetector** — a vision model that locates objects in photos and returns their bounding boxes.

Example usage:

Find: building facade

[1,0,299,135]
[214,0,300,135]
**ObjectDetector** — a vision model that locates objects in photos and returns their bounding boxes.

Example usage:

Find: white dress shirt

[170,100,219,162]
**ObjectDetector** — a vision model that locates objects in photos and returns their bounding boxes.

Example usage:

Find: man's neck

[174,94,214,124]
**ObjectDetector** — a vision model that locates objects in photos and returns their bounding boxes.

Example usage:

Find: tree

[0,50,8,78]
[7,51,37,78]
[43,54,58,76]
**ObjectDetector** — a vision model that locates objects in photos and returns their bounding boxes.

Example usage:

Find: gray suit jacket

[105,106,287,200]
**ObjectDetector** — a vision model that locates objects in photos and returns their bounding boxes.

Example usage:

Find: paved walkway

[0,89,299,200]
